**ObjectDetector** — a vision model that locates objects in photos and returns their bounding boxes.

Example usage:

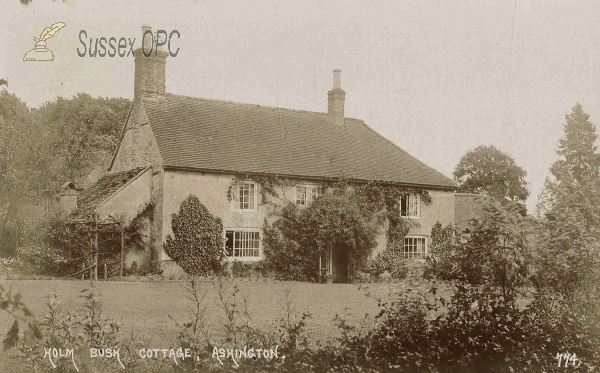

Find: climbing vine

[163,195,225,276]
[227,174,296,205]
[226,174,434,280]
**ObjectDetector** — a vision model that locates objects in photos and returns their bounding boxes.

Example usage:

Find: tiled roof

[143,94,458,189]
[73,167,148,217]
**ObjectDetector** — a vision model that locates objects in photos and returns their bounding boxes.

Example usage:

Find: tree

[0,91,52,256]
[550,103,599,183]
[0,92,130,257]
[263,190,380,281]
[453,145,529,207]
[36,93,130,184]
[535,105,600,297]
[163,195,225,275]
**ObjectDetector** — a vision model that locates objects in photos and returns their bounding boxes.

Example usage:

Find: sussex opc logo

[23,22,66,61]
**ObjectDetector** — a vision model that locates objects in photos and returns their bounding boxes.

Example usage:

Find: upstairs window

[403,236,427,259]
[400,194,421,218]
[225,230,261,258]
[296,185,320,206]
[232,181,257,211]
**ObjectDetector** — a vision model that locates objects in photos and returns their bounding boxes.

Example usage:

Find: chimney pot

[327,69,346,125]
[333,69,342,89]
[141,25,153,51]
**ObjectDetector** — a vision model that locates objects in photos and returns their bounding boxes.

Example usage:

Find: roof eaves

[108,102,135,172]
[162,165,458,191]
[95,165,152,213]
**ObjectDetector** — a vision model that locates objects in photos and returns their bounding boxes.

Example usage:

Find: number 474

[556,352,581,367]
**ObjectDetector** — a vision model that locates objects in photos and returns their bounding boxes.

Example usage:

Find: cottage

[78,25,457,278]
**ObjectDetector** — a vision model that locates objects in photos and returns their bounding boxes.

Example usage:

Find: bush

[231,260,251,277]
[264,191,380,282]
[263,215,317,282]
[231,261,270,278]
[163,195,226,276]
[424,222,459,280]
[15,244,70,276]
[364,248,407,280]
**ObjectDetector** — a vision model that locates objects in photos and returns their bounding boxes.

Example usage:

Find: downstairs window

[403,236,428,259]
[225,230,261,258]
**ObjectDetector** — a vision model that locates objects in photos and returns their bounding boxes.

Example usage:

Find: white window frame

[231,181,258,211]
[224,228,262,261]
[400,194,421,219]
[295,185,320,207]
[403,235,428,260]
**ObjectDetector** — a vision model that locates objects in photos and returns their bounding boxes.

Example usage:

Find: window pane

[296,186,307,206]
[227,230,261,257]
[236,182,256,210]
[403,236,427,259]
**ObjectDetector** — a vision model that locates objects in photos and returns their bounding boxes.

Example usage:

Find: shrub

[424,221,458,280]
[15,244,70,276]
[231,261,269,278]
[364,248,407,280]
[163,195,226,276]
[263,213,318,282]
[231,260,251,277]
[264,191,380,282]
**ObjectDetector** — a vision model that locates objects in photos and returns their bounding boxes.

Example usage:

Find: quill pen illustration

[23,22,66,61]
[38,22,66,41]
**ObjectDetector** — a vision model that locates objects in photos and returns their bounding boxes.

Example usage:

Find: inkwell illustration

[23,22,66,61]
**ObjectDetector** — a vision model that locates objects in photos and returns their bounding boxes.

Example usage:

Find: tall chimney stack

[133,25,168,101]
[327,69,346,125]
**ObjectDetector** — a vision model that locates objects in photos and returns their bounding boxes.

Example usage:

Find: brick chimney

[327,69,346,125]
[133,25,168,101]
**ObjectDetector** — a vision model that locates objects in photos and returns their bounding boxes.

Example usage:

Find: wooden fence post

[104,263,107,280]
[81,262,85,280]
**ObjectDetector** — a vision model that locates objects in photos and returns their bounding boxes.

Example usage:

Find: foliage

[35,93,131,183]
[0,92,131,257]
[262,211,320,282]
[231,260,269,278]
[263,190,380,282]
[364,248,408,280]
[423,222,457,280]
[12,204,151,277]
[15,244,70,276]
[549,103,600,184]
[13,210,89,276]
[534,173,600,298]
[453,145,529,210]
[164,195,226,276]
[0,91,50,257]
[426,199,533,305]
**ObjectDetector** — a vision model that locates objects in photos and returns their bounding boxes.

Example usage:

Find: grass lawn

[0,278,419,345]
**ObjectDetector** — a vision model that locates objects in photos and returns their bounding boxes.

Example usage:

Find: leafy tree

[264,190,380,282]
[164,195,225,275]
[550,103,600,183]
[426,199,533,304]
[36,93,130,184]
[453,145,529,207]
[0,91,52,256]
[535,104,600,298]
[0,92,130,257]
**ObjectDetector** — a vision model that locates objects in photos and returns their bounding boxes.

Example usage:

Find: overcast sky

[2,0,600,213]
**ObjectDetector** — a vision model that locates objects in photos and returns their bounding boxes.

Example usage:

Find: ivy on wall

[227,174,433,280]
[163,195,225,276]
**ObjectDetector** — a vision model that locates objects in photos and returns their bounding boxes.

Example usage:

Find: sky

[2,0,600,213]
